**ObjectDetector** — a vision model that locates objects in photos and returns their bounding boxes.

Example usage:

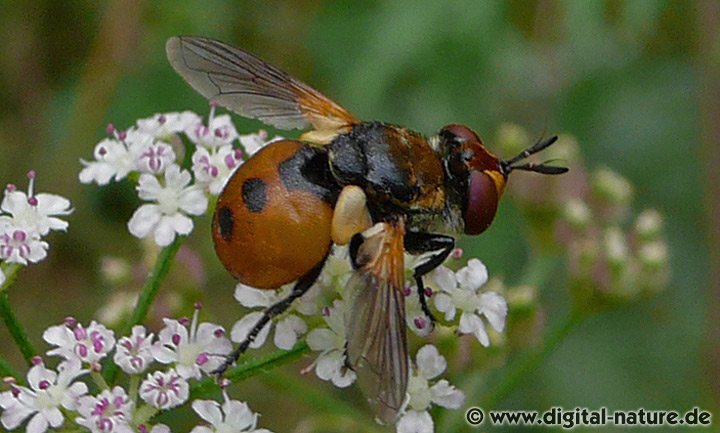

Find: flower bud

[635,209,663,240]
[563,199,592,229]
[592,167,633,206]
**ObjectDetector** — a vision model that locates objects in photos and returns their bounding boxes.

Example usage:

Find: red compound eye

[464,171,499,235]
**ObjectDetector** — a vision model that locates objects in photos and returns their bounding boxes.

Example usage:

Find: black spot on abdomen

[242,177,267,213]
[217,206,234,241]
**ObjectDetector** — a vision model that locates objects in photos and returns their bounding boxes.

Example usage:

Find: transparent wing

[346,221,408,424]
[166,36,359,132]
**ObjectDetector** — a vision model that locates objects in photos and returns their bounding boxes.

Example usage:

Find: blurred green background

[0,1,717,432]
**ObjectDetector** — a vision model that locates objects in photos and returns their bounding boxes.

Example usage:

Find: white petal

[234,284,273,308]
[150,344,177,364]
[165,165,191,189]
[45,408,64,428]
[430,379,465,409]
[179,186,208,216]
[432,266,457,293]
[274,315,307,350]
[396,410,433,433]
[330,365,356,388]
[24,240,48,263]
[1,191,27,214]
[433,293,456,321]
[42,325,72,347]
[36,194,72,216]
[190,427,213,433]
[315,352,342,381]
[456,259,488,291]
[222,400,255,430]
[306,328,336,351]
[478,291,508,332]
[79,162,115,185]
[459,313,489,347]
[27,364,56,391]
[192,399,223,426]
[137,174,162,200]
[1,402,34,429]
[415,345,446,380]
[153,219,179,246]
[230,312,270,349]
[127,205,162,238]
[163,214,194,236]
[151,424,172,433]
[26,412,50,433]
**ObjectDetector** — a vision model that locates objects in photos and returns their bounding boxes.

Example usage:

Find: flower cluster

[233,244,508,433]
[3,110,513,433]
[0,171,72,285]
[496,123,670,305]
[0,305,274,433]
[79,106,279,246]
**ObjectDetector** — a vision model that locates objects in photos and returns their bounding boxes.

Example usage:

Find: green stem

[0,263,22,291]
[480,307,587,410]
[106,237,183,384]
[0,264,36,364]
[133,404,159,429]
[190,341,311,398]
[91,370,110,391]
[122,237,184,334]
[129,374,140,403]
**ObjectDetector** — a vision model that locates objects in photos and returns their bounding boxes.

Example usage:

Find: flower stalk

[189,341,311,399]
[0,265,37,364]
[105,237,184,384]
[121,237,184,335]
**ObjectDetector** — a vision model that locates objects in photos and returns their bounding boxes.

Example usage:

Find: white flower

[231,284,308,351]
[432,259,507,347]
[396,345,464,433]
[1,174,72,235]
[0,268,5,286]
[190,393,273,433]
[238,130,282,157]
[140,369,189,410]
[192,145,244,195]
[0,226,48,265]
[404,288,432,337]
[137,111,201,141]
[75,387,133,433]
[43,320,116,364]
[128,165,208,247]
[136,142,176,175]
[151,307,232,379]
[113,325,154,374]
[305,300,356,387]
[0,359,87,433]
[318,246,353,296]
[185,111,238,149]
[79,137,138,185]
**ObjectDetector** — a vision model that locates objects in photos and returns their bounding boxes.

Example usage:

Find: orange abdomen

[212,140,336,289]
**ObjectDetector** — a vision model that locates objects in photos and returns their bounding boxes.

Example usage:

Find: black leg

[214,256,327,378]
[404,232,455,325]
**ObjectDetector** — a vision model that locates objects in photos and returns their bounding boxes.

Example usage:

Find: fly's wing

[166,36,359,133]
[346,221,408,424]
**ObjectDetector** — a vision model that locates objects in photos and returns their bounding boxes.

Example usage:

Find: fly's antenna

[500,135,569,176]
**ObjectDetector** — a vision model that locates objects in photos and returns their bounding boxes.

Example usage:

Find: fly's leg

[213,256,327,378]
[404,232,455,327]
